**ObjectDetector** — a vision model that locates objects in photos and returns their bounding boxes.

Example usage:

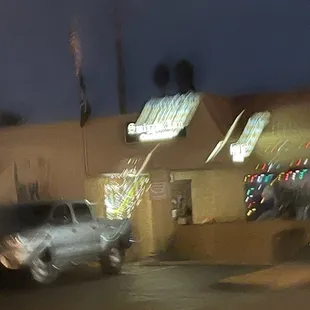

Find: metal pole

[114,0,127,114]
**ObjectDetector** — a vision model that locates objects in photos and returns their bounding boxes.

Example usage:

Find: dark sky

[0,0,310,124]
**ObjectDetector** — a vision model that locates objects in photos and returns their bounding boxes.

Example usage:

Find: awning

[230,111,271,163]
[129,92,201,142]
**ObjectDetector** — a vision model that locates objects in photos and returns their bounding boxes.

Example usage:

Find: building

[1,91,310,263]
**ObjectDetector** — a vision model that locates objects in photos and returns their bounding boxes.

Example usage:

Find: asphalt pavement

[1,264,310,310]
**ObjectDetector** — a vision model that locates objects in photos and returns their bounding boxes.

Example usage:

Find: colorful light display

[230,111,271,163]
[244,172,275,219]
[104,144,159,220]
[105,172,150,219]
[244,165,310,220]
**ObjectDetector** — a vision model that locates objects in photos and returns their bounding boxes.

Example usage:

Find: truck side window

[51,204,72,226]
[73,203,92,223]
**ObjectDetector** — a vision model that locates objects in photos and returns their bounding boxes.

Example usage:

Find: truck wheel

[30,250,59,284]
[100,247,124,275]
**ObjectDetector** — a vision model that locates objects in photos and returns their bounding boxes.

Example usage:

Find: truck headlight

[4,235,21,248]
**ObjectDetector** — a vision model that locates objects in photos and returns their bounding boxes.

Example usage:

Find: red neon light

[296,159,301,166]
[306,142,310,149]
[262,164,267,170]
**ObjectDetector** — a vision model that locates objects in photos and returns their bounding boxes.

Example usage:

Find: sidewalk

[215,263,310,290]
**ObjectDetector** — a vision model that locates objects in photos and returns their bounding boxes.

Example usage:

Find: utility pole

[114,0,127,114]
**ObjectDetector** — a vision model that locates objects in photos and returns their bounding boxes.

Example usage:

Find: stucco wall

[0,94,240,210]
[170,221,310,265]
[84,95,233,174]
[232,92,310,164]
[173,168,247,223]
[234,92,310,134]
[0,121,85,203]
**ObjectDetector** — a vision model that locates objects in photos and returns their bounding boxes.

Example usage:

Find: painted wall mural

[13,157,51,203]
[0,150,51,204]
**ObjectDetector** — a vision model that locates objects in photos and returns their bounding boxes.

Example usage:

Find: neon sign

[125,92,200,143]
[126,122,186,142]
[127,122,183,135]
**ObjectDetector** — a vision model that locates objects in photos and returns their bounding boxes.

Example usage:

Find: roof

[135,92,201,133]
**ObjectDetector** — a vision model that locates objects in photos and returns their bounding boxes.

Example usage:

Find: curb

[132,260,223,266]
[211,282,270,292]
[131,260,276,267]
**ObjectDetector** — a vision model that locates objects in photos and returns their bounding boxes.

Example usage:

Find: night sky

[0,0,309,124]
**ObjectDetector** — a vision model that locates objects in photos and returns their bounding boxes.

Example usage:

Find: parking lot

[1,264,310,310]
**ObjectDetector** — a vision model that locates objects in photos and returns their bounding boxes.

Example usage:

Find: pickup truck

[0,200,133,284]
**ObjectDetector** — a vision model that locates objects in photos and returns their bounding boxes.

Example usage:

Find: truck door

[49,203,78,264]
[72,202,99,259]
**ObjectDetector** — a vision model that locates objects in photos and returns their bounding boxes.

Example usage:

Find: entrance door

[171,179,193,224]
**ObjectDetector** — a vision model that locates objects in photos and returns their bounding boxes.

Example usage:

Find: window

[14,203,52,229]
[73,203,93,223]
[51,204,72,226]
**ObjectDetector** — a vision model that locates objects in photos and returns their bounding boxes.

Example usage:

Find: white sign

[150,182,167,200]
[127,122,183,135]
[230,144,247,163]
[230,111,271,163]
[127,122,183,142]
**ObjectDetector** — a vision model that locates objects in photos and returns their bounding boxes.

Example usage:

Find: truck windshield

[73,203,93,222]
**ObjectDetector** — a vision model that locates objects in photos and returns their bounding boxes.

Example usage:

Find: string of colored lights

[258,140,310,155]
[254,158,309,172]
[230,111,271,162]
[244,172,275,218]
[244,164,310,218]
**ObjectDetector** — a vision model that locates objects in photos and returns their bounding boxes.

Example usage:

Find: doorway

[171,179,193,224]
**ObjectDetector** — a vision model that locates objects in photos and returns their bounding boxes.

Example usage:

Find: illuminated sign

[125,122,187,143]
[125,92,199,143]
[230,111,271,163]
[230,144,248,163]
